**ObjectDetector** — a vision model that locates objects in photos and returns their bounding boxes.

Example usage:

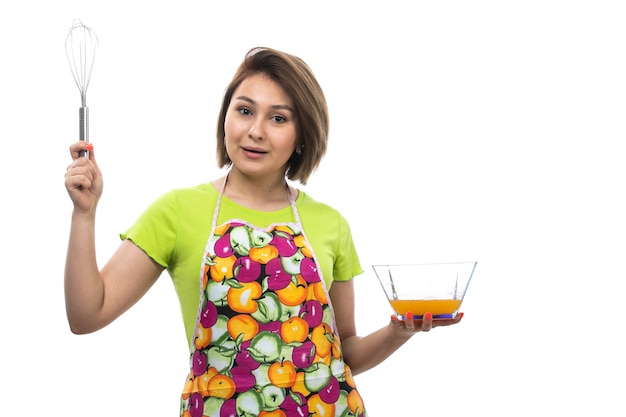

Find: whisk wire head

[65,19,98,106]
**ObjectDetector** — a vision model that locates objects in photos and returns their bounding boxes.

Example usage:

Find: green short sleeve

[120,190,179,269]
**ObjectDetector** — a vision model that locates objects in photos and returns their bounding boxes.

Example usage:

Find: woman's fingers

[404,312,415,330]
[65,161,95,190]
[391,311,463,333]
[420,312,433,332]
[65,142,103,211]
[69,141,95,160]
[401,311,432,332]
[67,142,101,180]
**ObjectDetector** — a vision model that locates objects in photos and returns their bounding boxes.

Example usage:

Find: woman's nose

[248,117,264,140]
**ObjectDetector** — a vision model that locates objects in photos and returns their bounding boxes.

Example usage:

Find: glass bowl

[372,262,477,319]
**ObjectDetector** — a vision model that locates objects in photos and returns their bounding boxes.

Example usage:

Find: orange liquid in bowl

[389,299,462,317]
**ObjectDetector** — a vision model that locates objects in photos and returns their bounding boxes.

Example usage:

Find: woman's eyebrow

[234,95,293,112]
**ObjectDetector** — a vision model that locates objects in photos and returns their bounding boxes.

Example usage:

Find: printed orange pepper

[227,314,259,341]
[214,223,231,236]
[227,281,262,313]
[291,371,311,397]
[345,365,356,388]
[209,255,237,281]
[268,359,297,388]
[248,245,279,264]
[259,410,287,417]
[276,274,308,306]
[194,323,212,349]
[181,372,195,400]
[309,393,336,417]
[347,389,364,416]
[196,367,219,396]
[293,234,312,258]
[280,316,309,344]
[207,374,236,400]
[306,282,328,304]
[311,323,333,358]
[272,225,295,235]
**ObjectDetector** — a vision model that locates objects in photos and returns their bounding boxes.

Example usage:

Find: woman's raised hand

[64,141,103,214]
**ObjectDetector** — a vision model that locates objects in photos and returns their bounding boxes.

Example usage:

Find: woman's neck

[213,169,295,211]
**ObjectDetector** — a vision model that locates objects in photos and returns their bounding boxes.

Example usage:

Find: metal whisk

[65,18,98,157]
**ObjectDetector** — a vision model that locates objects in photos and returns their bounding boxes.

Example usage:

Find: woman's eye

[272,115,286,123]
[238,107,251,116]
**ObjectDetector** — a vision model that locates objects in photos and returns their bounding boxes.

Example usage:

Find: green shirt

[121,183,363,344]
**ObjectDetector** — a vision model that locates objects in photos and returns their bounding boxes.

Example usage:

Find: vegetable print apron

[180,178,367,417]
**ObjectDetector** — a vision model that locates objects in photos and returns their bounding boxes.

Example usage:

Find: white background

[1,1,625,416]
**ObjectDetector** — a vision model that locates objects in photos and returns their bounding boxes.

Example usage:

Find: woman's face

[224,73,298,181]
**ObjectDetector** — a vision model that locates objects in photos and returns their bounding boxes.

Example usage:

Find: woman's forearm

[340,323,412,376]
[64,210,105,334]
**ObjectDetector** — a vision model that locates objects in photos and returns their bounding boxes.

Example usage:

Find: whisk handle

[79,106,89,158]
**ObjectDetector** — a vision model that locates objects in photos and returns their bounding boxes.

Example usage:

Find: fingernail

[457,312,464,320]
[390,315,397,323]
[85,143,94,151]
[406,312,413,320]
[424,312,433,321]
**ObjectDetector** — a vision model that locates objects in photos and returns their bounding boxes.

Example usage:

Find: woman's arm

[64,142,163,334]
[330,279,463,376]
[65,238,163,334]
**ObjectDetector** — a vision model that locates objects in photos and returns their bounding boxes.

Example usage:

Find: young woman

[64,47,463,417]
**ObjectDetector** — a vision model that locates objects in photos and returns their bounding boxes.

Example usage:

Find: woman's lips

[242,147,267,158]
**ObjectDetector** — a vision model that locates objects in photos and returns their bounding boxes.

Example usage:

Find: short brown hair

[216,47,329,185]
